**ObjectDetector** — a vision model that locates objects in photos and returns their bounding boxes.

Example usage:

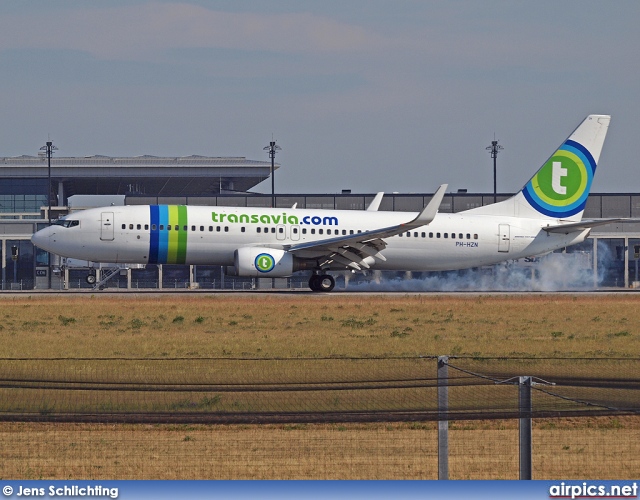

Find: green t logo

[552,161,567,195]
[255,253,275,273]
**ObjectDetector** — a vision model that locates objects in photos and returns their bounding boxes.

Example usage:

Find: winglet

[366,192,384,211]
[405,184,448,228]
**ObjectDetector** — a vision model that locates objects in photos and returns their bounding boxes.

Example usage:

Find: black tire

[308,275,320,291]
[86,274,97,285]
[317,274,335,292]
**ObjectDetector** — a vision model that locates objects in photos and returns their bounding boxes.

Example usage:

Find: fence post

[519,376,532,480]
[437,355,449,480]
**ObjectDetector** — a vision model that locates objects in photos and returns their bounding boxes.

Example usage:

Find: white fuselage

[31,205,589,272]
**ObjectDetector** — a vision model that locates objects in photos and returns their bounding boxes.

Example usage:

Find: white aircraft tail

[465,114,611,221]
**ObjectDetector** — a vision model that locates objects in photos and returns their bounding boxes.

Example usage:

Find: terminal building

[1,153,640,290]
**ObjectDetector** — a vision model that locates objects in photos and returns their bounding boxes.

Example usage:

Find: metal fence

[0,356,637,479]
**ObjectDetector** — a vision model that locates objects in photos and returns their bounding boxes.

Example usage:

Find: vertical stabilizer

[465,115,610,221]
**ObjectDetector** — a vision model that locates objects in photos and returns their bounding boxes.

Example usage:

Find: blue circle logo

[255,253,275,273]
[522,139,596,218]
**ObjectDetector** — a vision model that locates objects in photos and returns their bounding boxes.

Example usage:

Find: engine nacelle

[234,247,294,277]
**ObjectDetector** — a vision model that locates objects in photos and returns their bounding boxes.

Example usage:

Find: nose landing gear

[308,274,335,292]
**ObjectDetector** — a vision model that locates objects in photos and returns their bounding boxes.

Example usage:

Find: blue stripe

[565,139,597,172]
[149,206,160,264]
[157,205,169,263]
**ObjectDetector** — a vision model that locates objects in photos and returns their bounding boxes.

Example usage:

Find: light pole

[263,140,281,208]
[486,139,504,204]
[39,140,58,225]
[39,140,58,290]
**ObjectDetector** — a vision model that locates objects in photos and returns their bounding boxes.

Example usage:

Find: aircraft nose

[31,227,53,251]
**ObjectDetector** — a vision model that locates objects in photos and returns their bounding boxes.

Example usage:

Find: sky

[0,1,638,195]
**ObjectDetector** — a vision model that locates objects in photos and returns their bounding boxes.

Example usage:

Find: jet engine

[234,247,295,277]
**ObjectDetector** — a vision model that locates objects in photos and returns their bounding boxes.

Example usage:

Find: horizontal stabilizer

[543,219,624,234]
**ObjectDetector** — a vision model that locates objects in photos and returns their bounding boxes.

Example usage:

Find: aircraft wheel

[308,275,320,291]
[317,274,335,292]
[86,273,97,285]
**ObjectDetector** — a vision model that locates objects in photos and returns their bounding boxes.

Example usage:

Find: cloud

[0,2,385,60]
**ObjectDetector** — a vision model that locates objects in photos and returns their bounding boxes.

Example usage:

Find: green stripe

[177,205,188,264]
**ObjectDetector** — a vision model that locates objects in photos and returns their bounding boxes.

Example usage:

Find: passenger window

[270,227,275,233]
[357,230,361,233]
[349,230,354,235]
[342,230,346,235]
[459,233,463,239]
[137,224,142,230]
[436,232,440,238]
[151,224,156,231]
[216,226,221,232]
[414,232,418,237]
[175,225,179,231]
[302,228,307,234]
[319,229,323,235]
[451,233,455,239]
[444,233,448,238]
[429,232,433,238]
[191,225,196,231]
[145,224,149,230]
[399,233,403,237]
[225,227,229,232]
[466,233,470,239]
[311,229,315,234]
[421,232,426,238]
[279,227,283,233]
[241,227,246,233]
[160,225,164,230]
[474,234,478,240]
[122,224,126,229]
[128,224,133,230]
[200,226,204,231]
[257,227,261,233]
[167,225,172,231]
[293,228,298,234]
[184,226,188,231]
[209,226,213,232]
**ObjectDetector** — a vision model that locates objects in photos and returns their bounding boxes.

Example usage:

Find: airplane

[32,114,615,292]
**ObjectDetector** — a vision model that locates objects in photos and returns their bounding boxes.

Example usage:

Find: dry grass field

[0,293,638,479]
[1,293,638,358]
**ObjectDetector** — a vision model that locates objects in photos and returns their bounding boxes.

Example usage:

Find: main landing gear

[308,274,335,292]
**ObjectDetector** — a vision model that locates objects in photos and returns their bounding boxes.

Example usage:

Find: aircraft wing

[366,192,384,211]
[284,184,447,271]
[542,219,625,234]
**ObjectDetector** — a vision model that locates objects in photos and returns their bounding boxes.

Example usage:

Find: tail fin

[466,114,611,220]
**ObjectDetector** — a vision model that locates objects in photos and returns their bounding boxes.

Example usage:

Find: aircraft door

[290,225,300,241]
[101,212,115,241]
[498,224,510,252]
[276,224,286,241]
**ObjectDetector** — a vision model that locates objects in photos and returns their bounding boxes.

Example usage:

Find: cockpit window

[52,219,79,228]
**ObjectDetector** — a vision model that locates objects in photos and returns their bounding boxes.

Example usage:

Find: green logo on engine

[255,253,275,273]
